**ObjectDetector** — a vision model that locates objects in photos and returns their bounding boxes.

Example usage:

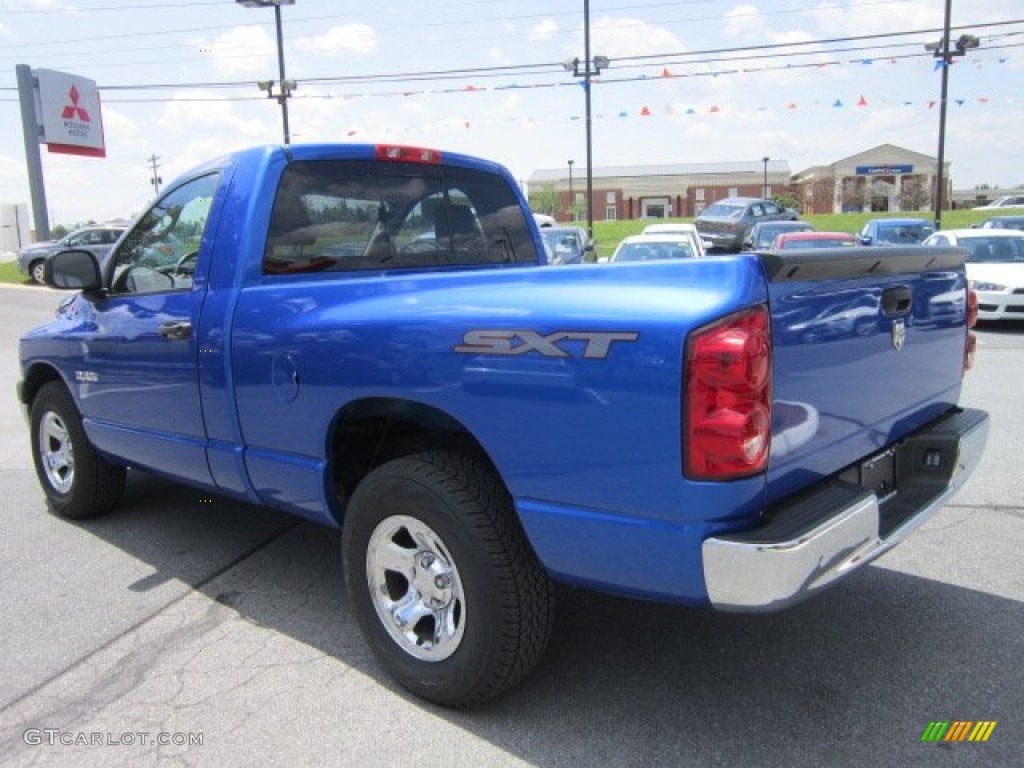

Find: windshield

[540,230,581,254]
[963,237,1024,263]
[876,223,934,244]
[613,241,695,262]
[779,238,855,250]
[702,204,744,219]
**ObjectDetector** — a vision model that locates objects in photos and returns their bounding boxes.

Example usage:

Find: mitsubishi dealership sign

[34,68,106,157]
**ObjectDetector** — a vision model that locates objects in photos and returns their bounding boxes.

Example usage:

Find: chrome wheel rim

[366,515,466,662]
[39,411,74,494]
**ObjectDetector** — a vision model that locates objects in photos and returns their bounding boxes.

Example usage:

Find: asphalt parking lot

[0,284,1020,767]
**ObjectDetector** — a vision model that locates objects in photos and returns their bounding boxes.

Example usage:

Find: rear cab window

[263,159,538,275]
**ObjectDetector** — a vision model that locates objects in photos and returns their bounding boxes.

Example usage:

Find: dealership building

[529,144,1014,221]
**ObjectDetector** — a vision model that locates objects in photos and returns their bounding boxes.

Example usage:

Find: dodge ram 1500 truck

[18,143,988,707]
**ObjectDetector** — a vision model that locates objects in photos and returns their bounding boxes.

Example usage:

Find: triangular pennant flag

[787,103,798,110]
[640,106,651,116]
[857,95,868,107]
[833,99,843,108]
[709,105,720,113]
[661,68,673,78]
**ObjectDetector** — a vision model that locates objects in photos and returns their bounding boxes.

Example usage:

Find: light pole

[237,0,296,145]
[564,0,609,240]
[761,156,770,199]
[926,0,979,229]
[567,159,575,221]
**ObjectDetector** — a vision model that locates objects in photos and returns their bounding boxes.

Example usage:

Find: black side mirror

[46,249,103,292]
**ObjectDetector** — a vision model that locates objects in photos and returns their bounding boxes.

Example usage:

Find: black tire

[342,451,554,707]
[30,382,126,519]
[30,259,46,285]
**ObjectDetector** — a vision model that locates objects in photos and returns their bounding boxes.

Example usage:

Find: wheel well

[19,364,65,407]
[329,398,498,514]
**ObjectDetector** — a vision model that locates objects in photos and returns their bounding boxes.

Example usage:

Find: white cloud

[724,4,765,38]
[158,90,267,140]
[294,24,377,56]
[530,20,559,42]
[190,25,276,76]
[590,17,684,59]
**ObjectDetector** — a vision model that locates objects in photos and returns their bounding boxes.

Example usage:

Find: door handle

[159,320,192,340]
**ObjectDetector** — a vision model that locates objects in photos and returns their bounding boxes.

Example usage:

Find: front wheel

[30,260,46,285]
[30,382,126,518]
[342,451,555,707]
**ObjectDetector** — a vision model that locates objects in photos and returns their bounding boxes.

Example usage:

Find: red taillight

[964,288,978,373]
[375,144,442,164]
[684,306,772,480]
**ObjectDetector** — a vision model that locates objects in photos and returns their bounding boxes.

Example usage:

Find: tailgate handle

[882,286,912,316]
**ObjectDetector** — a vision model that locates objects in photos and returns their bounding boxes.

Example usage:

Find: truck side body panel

[17,144,983,608]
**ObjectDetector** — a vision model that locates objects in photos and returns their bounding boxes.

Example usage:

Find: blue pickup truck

[18,143,988,706]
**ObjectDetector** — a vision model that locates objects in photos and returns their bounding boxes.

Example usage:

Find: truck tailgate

[760,246,969,503]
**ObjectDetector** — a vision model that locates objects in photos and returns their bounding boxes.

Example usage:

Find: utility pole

[147,154,162,196]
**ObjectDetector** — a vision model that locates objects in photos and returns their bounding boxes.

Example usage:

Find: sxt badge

[455,330,639,359]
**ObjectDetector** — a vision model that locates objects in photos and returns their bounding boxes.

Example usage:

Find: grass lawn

[591,208,1008,258]
[0,261,34,287]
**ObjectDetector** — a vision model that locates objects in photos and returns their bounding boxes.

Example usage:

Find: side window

[67,231,94,247]
[109,173,219,295]
[264,161,383,274]
[750,204,765,218]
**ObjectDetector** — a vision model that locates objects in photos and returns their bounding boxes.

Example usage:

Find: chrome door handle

[159,320,192,340]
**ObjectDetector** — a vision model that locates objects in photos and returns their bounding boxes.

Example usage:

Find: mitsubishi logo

[61,85,90,122]
[891,319,906,351]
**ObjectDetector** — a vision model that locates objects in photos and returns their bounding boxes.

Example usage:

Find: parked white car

[973,195,1024,210]
[922,228,1024,321]
[608,233,699,263]
[640,222,709,257]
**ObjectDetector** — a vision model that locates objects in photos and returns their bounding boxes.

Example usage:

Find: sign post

[16,64,49,241]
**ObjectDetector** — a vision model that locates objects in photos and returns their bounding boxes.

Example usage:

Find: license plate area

[841,446,897,500]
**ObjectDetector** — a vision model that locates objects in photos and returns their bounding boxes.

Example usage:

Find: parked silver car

[17,225,126,284]
[695,197,799,252]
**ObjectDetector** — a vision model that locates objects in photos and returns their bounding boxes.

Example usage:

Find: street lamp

[564,0,609,239]
[237,0,296,145]
[567,159,575,221]
[762,156,770,199]
[926,0,979,228]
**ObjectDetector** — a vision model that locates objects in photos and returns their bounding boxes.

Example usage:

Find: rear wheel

[30,382,125,518]
[342,451,554,707]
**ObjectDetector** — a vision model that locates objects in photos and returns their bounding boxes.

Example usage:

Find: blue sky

[1,0,1021,226]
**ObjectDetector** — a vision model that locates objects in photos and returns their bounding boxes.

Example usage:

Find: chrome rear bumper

[702,407,989,612]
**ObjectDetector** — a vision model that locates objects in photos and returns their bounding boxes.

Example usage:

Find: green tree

[528,183,558,217]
